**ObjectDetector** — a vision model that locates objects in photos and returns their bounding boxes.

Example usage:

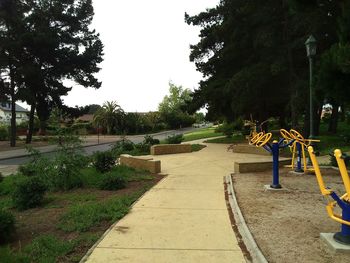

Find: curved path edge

[225,175,268,263]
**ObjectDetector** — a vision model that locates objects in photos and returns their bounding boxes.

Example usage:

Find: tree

[93,101,125,135]
[0,0,28,146]
[21,0,104,139]
[186,0,342,134]
[158,82,195,129]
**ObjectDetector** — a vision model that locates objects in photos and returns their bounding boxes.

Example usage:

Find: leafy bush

[166,134,184,144]
[232,118,244,131]
[18,148,50,177]
[12,176,46,210]
[134,142,151,153]
[0,247,29,263]
[143,135,160,145]
[99,172,127,190]
[111,138,135,152]
[93,151,115,173]
[0,125,9,141]
[0,209,15,243]
[19,140,88,191]
[24,235,75,263]
[216,123,234,137]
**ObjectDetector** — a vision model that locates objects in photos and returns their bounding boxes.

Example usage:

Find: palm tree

[93,101,125,135]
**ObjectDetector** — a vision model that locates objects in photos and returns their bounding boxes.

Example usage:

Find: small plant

[0,209,15,243]
[143,135,160,145]
[12,176,46,210]
[24,235,75,263]
[93,151,115,173]
[112,138,135,151]
[0,125,9,141]
[134,142,151,154]
[216,123,234,137]
[166,134,184,144]
[99,172,127,190]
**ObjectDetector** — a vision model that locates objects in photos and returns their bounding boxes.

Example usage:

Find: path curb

[225,174,268,263]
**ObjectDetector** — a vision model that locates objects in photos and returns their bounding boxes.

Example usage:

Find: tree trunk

[9,65,16,147]
[328,103,339,134]
[26,104,35,144]
[38,119,47,135]
[314,104,322,136]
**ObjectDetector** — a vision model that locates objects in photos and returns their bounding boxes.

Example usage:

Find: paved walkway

[85,142,277,263]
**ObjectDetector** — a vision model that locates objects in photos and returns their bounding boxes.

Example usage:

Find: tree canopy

[186,0,349,134]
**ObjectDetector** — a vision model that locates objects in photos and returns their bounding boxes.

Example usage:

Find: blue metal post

[330,192,350,244]
[295,142,304,173]
[271,140,282,189]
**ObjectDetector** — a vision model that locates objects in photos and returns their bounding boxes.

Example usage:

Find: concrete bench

[230,144,271,156]
[150,144,192,155]
[119,154,161,173]
[234,159,291,173]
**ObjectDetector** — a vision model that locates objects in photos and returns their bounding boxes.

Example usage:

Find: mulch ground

[232,167,350,263]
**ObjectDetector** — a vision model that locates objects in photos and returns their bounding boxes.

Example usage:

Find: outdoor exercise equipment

[250,131,294,189]
[280,129,320,173]
[308,146,350,245]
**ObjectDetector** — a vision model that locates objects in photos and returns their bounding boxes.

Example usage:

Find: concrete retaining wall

[231,144,271,156]
[150,144,192,155]
[234,159,291,173]
[119,154,161,173]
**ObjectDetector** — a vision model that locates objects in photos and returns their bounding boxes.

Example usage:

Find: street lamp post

[305,35,317,139]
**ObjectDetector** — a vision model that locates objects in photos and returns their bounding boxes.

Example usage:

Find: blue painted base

[270,184,282,189]
[294,168,304,173]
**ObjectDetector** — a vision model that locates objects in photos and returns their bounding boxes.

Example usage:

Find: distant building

[0,102,29,125]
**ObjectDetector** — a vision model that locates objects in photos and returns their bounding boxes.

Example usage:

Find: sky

[61,0,219,112]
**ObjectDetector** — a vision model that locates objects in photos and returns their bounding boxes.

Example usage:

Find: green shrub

[166,134,184,144]
[18,148,50,177]
[134,142,151,153]
[143,135,160,145]
[0,209,15,243]
[93,151,115,173]
[0,125,9,141]
[12,176,46,210]
[112,138,135,151]
[232,118,244,131]
[0,247,29,263]
[24,235,75,263]
[99,172,127,190]
[216,123,234,137]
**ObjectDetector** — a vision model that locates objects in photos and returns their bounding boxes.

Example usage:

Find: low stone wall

[231,144,271,156]
[234,159,291,173]
[119,154,161,174]
[150,144,192,155]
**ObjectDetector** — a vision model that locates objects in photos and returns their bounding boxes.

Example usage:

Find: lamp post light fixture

[305,35,317,139]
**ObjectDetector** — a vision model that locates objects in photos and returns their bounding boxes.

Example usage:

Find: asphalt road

[0,127,196,166]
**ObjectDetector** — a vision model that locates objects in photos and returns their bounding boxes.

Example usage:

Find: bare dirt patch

[232,168,350,263]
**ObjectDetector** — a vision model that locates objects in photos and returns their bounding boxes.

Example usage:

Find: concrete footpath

[84,143,275,263]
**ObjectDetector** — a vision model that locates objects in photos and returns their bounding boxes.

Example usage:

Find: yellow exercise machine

[308,146,350,245]
[280,129,320,173]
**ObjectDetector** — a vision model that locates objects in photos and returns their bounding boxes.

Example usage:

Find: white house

[0,102,29,125]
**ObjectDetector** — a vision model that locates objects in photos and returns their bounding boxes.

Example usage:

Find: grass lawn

[204,134,246,144]
[0,166,164,262]
[183,127,223,142]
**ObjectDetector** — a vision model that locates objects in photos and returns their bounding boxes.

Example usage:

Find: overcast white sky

[61,0,219,112]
